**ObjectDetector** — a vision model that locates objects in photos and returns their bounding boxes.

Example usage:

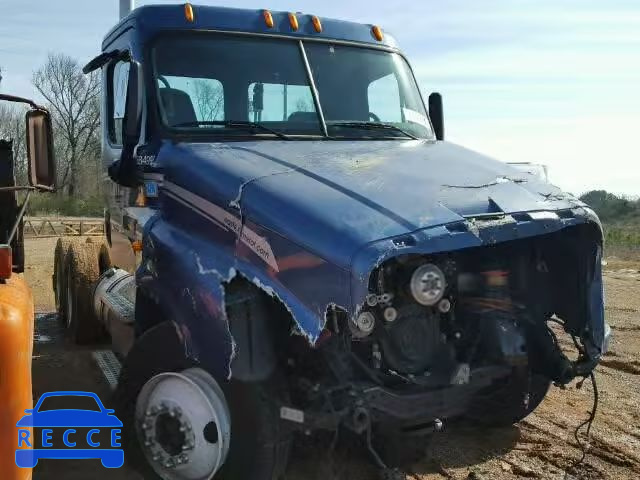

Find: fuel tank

[93,268,136,357]
[0,275,34,480]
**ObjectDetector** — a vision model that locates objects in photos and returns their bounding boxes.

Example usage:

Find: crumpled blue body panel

[136,139,607,376]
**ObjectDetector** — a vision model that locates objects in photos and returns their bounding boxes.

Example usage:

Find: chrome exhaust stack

[119,0,134,20]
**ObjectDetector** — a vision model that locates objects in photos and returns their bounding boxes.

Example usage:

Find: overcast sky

[1,0,639,196]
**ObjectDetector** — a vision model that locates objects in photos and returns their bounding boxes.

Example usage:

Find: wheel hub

[135,368,231,480]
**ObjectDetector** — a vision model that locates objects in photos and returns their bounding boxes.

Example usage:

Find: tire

[65,241,104,344]
[53,237,77,325]
[98,242,113,274]
[114,328,291,480]
[467,369,551,426]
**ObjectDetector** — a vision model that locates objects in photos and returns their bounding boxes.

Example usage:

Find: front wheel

[114,342,290,480]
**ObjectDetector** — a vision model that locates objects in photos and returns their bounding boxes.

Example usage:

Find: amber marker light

[289,12,299,31]
[263,10,274,28]
[311,15,322,32]
[372,25,383,41]
[184,3,195,22]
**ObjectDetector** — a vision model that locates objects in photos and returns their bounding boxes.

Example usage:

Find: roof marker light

[372,25,383,41]
[289,12,299,31]
[263,10,274,28]
[184,3,194,22]
[311,15,322,33]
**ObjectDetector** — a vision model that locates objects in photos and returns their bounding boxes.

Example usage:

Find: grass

[26,193,103,217]
[603,225,640,265]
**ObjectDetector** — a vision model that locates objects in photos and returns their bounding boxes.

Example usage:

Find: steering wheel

[368,112,381,122]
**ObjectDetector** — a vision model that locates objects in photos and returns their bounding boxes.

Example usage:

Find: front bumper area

[282,366,511,435]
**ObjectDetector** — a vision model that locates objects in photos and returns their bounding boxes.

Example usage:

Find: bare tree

[193,79,224,121]
[32,53,101,196]
[0,102,28,183]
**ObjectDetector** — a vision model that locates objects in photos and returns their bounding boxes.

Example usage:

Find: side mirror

[110,61,142,187]
[26,109,56,191]
[428,92,444,141]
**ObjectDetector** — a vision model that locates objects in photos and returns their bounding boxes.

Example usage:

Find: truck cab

[69,4,610,479]
[0,94,55,480]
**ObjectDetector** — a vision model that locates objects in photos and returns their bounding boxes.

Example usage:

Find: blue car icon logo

[15,391,124,468]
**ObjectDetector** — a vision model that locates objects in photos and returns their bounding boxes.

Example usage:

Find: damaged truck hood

[164,139,587,269]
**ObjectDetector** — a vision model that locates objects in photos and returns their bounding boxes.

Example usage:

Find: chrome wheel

[135,368,231,480]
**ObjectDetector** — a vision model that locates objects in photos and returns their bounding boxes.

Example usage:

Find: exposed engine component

[352,310,376,338]
[409,263,446,306]
[383,306,398,323]
[377,304,444,374]
[437,298,451,313]
[366,292,394,307]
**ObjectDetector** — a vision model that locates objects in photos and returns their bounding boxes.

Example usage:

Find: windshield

[152,33,433,140]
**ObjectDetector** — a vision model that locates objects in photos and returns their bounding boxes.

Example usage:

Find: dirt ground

[22,237,640,480]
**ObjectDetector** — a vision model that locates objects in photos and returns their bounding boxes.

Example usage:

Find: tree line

[1,53,102,215]
[0,53,232,216]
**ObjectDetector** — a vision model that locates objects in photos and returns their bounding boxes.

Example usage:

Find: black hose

[566,372,599,478]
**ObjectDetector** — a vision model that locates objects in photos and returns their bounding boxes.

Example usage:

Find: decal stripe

[162,181,280,272]
[164,190,228,232]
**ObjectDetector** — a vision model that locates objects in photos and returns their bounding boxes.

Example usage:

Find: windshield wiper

[328,122,418,140]
[171,120,291,140]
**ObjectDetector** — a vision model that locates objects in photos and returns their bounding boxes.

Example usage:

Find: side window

[368,73,401,122]
[158,76,224,125]
[248,83,315,122]
[109,61,130,145]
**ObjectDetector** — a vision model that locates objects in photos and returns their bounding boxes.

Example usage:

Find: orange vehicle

[0,94,56,480]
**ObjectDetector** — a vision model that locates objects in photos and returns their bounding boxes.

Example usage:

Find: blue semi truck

[54,3,610,479]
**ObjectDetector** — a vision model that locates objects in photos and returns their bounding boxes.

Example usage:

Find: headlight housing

[409,263,446,306]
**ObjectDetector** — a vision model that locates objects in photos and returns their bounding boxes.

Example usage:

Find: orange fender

[0,275,34,480]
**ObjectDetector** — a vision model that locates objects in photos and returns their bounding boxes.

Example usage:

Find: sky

[1,0,639,196]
